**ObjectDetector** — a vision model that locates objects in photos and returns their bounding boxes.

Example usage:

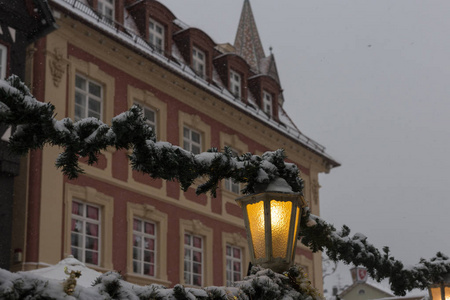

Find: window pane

[193,262,201,274]
[133,261,141,273]
[87,205,99,220]
[72,202,83,215]
[184,272,191,284]
[89,82,101,97]
[144,237,154,250]
[145,222,155,235]
[192,145,200,155]
[133,247,140,260]
[133,219,141,231]
[134,235,141,247]
[191,131,200,143]
[85,236,98,250]
[144,109,155,123]
[86,223,99,236]
[144,263,154,276]
[71,233,82,247]
[75,105,84,121]
[75,91,85,105]
[183,127,190,138]
[193,236,202,248]
[193,275,201,286]
[71,247,80,260]
[234,261,241,272]
[75,75,86,90]
[88,98,101,114]
[233,247,241,259]
[85,250,98,265]
[88,110,101,119]
[193,251,201,262]
[72,220,83,233]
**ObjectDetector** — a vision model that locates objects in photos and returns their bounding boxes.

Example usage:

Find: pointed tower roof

[260,49,281,83]
[234,0,266,72]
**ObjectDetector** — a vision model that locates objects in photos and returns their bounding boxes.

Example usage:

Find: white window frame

[75,74,103,121]
[149,18,164,53]
[71,200,101,266]
[263,91,273,116]
[192,47,206,78]
[98,0,115,22]
[183,126,202,155]
[226,244,243,286]
[224,148,240,194]
[132,218,157,277]
[229,70,241,99]
[0,44,7,79]
[184,233,204,286]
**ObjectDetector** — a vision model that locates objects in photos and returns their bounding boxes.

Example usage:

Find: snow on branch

[0,76,303,196]
[300,214,450,295]
[0,266,323,300]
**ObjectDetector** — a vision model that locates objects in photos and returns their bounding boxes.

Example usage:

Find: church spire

[234,0,266,72]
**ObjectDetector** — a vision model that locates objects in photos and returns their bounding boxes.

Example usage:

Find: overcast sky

[163,0,450,293]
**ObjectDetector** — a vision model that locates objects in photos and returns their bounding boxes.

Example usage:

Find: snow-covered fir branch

[300,214,450,296]
[0,266,323,300]
[0,76,303,196]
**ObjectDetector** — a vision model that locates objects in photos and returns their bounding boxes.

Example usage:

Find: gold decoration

[63,266,82,295]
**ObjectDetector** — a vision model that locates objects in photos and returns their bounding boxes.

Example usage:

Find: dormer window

[192,47,206,78]
[229,70,241,99]
[149,18,164,53]
[98,0,114,22]
[263,91,273,116]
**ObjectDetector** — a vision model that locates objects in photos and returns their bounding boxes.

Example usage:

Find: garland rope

[1,75,450,295]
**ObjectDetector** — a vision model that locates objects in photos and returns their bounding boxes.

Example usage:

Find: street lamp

[236,178,305,273]
[429,274,450,300]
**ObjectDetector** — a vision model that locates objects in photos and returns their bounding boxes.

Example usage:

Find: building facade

[9,0,339,290]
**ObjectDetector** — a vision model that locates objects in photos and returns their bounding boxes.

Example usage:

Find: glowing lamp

[236,180,303,273]
[429,275,450,300]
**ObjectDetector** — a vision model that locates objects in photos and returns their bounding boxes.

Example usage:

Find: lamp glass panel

[430,287,442,300]
[270,200,292,258]
[445,287,450,300]
[246,201,266,259]
[291,207,300,256]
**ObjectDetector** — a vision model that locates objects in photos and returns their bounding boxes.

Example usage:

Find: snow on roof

[23,255,102,288]
[51,0,339,166]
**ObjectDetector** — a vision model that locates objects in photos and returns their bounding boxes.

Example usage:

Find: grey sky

[163,0,450,291]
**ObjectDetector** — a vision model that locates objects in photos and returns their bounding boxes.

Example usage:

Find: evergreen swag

[0,265,321,300]
[1,76,450,296]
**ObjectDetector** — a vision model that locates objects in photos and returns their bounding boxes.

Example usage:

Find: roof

[49,0,340,168]
[0,0,57,42]
[234,0,266,72]
[339,281,394,299]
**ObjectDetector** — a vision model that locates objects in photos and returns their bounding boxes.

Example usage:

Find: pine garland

[0,266,323,300]
[1,76,450,295]
[300,214,450,295]
[0,76,303,196]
